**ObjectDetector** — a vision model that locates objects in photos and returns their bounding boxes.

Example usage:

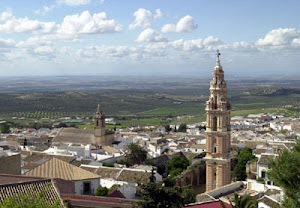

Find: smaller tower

[94,104,106,137]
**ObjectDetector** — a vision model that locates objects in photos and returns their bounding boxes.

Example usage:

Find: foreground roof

[0,174,44,185]
[0,178,63,206]
[24,158,100,181]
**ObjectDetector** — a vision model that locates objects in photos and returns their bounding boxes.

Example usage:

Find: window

[213,144,217,153]
[214,96,217,109]
[261,171,266,179]
[83,181,91,195]
[212,117,217,131]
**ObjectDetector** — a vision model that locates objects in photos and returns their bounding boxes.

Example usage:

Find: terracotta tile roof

[53,128,96,144]
[102,146,120,154]
[24,158,100,181]
[22,152,76,168]
[80,166,98,174]
[117,169,151,184]
[21,152,85,172]
[70,158,92,167]
[0,178,63,206]
[6,141,20,146]
[95,167,121,179]
[185,200,231,208]
[81,166,151,184]
[190,144,206,149]
[109,190,125,198]
[5,135,18,140]
[258,195,279,207]
[21,162,41,171]
[258,154,276,165]
[254,148,268,155]
[0,174,44,185]
[265,189,281,196]
[22,152,46,163]
[61,194,137,207]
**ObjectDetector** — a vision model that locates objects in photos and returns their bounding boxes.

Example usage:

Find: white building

[257,154,277,185]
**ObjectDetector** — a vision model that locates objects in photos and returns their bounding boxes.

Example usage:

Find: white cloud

[292,38,300,46]
[59,11,122,34]
[16,36,51,48]
[129,8,163,30]
[154,9,163,18]
[0,10,122,36]
[161,15,197,33]
[3,26,300,75]
[56,0,91,6]
[34,45,54,54]
[203,36,221,45]
[77,36,223,63]
[256,28,300,46]
[0,38,15,48]
[136,28,168,42]
[34,5,56,15]
[35,0,92,15]
[0,10,57,33]
[0,10,13,21]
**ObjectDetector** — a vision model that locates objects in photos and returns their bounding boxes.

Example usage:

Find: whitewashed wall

[74,178,100,195]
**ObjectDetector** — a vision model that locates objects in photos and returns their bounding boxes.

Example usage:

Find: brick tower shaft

[205,50,231,191]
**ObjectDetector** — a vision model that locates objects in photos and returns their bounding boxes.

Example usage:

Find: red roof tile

[185,201,231,208]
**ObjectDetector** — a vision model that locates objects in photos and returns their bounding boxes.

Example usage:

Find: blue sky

[0,0,299,76]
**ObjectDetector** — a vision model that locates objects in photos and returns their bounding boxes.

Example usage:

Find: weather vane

[216,49,221,59]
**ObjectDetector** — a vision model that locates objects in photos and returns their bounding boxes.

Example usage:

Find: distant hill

[248,87,300,96]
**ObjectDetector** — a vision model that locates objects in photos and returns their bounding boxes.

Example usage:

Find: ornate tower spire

[215,49,222,70]
[205,50,231,191]
[94,104,105,129]
[96,104,102,116]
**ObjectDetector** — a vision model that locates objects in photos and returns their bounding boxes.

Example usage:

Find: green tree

[166,156,190,178]
[232,147,255,181]
[0,123,10,133]
[137,182,183,208]
[268,140,300,208]
[95,185,108,196]
[180,185,196,205]
[220,193,257,208]
[125,143,147,166]
[58,123,67,128]
[165,125,172,133]
[178,123,187,132]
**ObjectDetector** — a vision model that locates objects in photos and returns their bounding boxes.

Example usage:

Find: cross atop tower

[216,49,221,59]
[96,104,102,115]
[216,49,221,67]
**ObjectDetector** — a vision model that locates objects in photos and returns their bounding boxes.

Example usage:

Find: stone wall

[176,161,206,187]
[0,154,21,175]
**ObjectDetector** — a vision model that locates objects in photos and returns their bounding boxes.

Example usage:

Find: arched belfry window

[213,144,217,153]
[214,96,217,109]
[212,117,217,131]
[96,120,99,126]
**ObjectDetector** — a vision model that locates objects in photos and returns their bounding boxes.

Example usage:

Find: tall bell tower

[205,50,231,191]
[94,104,106,137]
